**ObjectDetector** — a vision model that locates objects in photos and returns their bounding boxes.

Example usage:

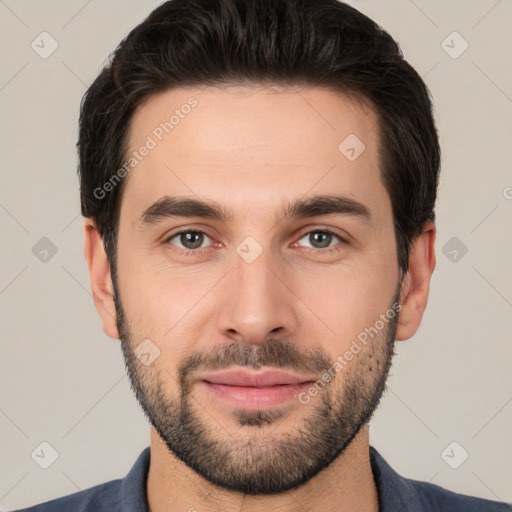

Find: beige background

[1,0,511,509]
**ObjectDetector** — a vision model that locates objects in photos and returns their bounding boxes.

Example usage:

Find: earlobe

[395,220,436,341]
[83,219,120,340]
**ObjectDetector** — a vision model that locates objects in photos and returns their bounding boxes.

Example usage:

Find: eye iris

[181,232,203,249]
[310,231,331,248]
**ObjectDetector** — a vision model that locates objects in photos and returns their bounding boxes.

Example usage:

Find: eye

[295,229,346,252]
[165,230,213,251]
[164,228,347,256]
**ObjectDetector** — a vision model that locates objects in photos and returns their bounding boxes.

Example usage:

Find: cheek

[292,264,394,347]
[118,254,222,343]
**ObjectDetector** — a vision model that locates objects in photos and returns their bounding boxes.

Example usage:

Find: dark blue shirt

[12,446,511,511]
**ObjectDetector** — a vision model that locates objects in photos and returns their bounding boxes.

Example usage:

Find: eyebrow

[139,194,372,226]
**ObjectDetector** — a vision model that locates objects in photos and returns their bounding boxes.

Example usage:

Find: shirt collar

[120,446,151,512]
[369,446,423,511]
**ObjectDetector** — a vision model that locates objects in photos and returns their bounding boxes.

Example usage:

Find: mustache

[176,337,334,388]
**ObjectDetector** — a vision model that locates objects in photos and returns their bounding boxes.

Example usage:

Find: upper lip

[196,368,317,387]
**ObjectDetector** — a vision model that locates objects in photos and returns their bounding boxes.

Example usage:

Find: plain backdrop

[0,0,511,509]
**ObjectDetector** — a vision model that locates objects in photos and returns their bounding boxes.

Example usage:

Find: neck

[146,425,379,512]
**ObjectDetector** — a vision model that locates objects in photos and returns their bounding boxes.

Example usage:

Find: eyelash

[164,228,348,256]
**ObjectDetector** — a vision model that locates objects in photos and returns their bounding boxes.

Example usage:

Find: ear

[83,219,120,339]
[395,220,436,341]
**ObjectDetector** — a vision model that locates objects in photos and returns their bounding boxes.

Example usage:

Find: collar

[120,446,151,512]
[369,446,423,511]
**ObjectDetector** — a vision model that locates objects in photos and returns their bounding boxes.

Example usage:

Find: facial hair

[114,276,401,495]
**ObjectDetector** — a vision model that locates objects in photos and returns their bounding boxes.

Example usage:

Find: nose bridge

[234,242,278,300]
[217,239,297,344]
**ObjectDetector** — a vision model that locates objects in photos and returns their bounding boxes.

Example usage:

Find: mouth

[195,368,317,410]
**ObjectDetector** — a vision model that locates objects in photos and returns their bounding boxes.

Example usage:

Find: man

[14,0,511,511]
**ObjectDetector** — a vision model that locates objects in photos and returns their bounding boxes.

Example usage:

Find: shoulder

[10,479,122,512]
[10,446,151,512]
[369,446,511,512]
[409,477,512,512]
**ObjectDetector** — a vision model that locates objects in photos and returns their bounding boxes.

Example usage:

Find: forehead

[121,85,388,225]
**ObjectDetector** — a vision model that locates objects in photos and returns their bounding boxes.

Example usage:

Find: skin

[84,85,436,512]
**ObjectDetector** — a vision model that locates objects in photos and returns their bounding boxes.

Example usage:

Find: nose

[217,245,300,346]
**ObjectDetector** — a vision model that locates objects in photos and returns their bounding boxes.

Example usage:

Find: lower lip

[199,381,313,410]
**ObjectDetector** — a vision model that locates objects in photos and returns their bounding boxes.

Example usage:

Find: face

[111,85,403,494]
